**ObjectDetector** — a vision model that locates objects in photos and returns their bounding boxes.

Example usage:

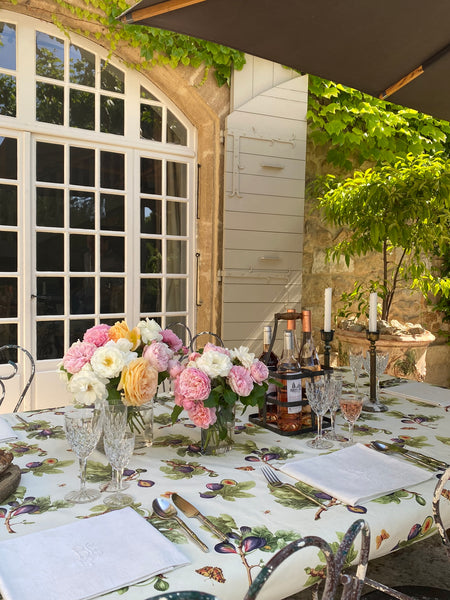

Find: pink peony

[161,329,183,352]
[179,367,211,401]
[188,352,201,362]
[173,377,185,407]
[250,360,269,384]
[83,324,111,347]
[62,341,97,374]
[188,402,217,429]
[168,359,184,379]
[227,365,254,397]
[203,342,230,356]
[143,341,173,372]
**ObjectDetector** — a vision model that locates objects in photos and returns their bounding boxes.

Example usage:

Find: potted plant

[314,152,450,380]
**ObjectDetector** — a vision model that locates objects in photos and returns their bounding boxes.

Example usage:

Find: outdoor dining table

[0,371,449,600]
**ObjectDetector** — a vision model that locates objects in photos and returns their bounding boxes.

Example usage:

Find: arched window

[0,13,196,405]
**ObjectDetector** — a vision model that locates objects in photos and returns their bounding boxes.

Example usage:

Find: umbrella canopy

[120,0,450,122]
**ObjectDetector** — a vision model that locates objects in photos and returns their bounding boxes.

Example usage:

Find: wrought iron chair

[146,593,221,600]
[190,331,225,352]
[361,467,450,599]
[244,518,371,600]
[0,344,35,412]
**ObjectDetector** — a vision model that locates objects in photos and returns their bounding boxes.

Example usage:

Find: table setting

[0,320,449,600]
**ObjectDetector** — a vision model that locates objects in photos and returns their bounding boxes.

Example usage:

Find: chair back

[433,466,450,562]
[190,331,224,352]
[0,345,35,412]
[244,519,370,600]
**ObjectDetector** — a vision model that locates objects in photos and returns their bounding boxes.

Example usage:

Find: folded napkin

[0,418,17,443]
[280,443,433,506]
[0,507,190,600]
[381,381,450,408]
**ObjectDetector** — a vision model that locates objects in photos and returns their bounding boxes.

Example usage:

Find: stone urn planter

[335,327,436,382]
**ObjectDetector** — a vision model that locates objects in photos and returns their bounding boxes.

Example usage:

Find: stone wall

[302,140,450,387]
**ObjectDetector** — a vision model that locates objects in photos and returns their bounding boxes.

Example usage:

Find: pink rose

[168,359,184,379]
[161,329,183,352]
[83,323,111,347]
[250,360,269,384]
[203,342,230,356]
[173,377,185,407]
[62,341,97,374]
[188,352,201,362]
[143,341,173,372]
[188,403,217,429]
[179,367,211,400]
[227,365,254,397]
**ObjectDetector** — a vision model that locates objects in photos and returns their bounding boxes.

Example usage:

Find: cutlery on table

[152,497,209,553]
[15,414,28,425]
[261,465,327,509]
[172,493,228,541]
[370,440,444,471]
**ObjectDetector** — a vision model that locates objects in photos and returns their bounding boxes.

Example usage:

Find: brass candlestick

[320,330,334,369]
[363,330,388,412]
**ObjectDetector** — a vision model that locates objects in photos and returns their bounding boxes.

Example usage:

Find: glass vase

[127,401,154,449]
[200,409,235,455]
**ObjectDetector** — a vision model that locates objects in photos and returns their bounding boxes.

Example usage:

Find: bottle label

[286,379,302,413]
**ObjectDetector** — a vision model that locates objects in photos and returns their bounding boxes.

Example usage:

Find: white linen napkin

[381,381,450,408]
[280,443,433,506]
[0,417,17,443]
[0,506,190,600]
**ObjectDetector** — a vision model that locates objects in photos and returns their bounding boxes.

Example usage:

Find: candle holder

[320,330,334,369]
[362,330,388,412]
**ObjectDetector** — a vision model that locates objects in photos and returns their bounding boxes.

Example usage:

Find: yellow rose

[118,357,158,406]
[109,320,141,351]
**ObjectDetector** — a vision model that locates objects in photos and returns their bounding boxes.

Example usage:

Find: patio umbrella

[120,0,450,122]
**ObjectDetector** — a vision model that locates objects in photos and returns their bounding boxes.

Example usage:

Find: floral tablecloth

[1,371,449,600]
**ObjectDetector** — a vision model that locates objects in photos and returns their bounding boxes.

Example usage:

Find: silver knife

[172,493,228,541]
[389,444,449,470]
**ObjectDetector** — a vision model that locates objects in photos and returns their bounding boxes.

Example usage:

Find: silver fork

[261,465,327,509]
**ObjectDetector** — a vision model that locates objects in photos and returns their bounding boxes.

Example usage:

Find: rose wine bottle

[276,330,302,432]
[299,309,321,427]
[258,325,278,423]
[286,308,301,357]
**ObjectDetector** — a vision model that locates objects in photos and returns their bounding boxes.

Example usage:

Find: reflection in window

[0,22,16,69]
[167,201,186,236]
[69,44,95,86]
[141,198,162,234]
[167,240,186,274]
[70,277,95,314]
[141,104,162,141]
[0,184,17,226]
[167,162,187,197]
[36,31,64,79]
[140,86,157,101]
[166,279,186,312]
[70,191,95,229]
[100,96,124,135]
[36,142,64,183]
[36,188,64,227]
[0,232,17,271]
[141,278,161,313]
[0,74,16,117]
[141,239,162,273]
[101,60,124,93]
[70,234,95,272]
[100,236,124,272]
[36,277,64,315]
[0,277,17,318]
[70,147,95,186]
[36,82,64,124]
[100,277,124,313]
[0,137,17,179]
[167,110,187,146]
[70,89,95,130]
[100,194,124,231]
[101,151,124,190]
[37,321,64,359]
[36,232,64,271]
[141,157,162,195]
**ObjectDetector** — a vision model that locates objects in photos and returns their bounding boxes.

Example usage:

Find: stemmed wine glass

[362,351,389,412]
[305,377,334,449]
[339,393,363,446]
[323,373,346,442]
[349,346,364,394]
[64,408,103,503]
[103,431,135,508]
[101,404,130,492]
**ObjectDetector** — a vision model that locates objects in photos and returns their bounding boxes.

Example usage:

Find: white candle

[369,292,378,332]
[324,287,332,332]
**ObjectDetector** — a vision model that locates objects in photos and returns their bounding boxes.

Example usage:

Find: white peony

[196,350,233,378]
[138,317,163,344]
[90,344,125,379]
[230,346,255,369]
[114,338,138,365]
[67,369,108,404]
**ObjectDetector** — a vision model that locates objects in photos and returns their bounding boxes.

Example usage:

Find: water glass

[305,377,334,449]
[339,393,363,446]
[104,431,135,508]
[323,373,346,442]
[362,351,389,411]
[349,346,364,394]
[101,404,129,492]
[64,408,102,504]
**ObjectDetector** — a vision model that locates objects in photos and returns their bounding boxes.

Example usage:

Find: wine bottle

[276,330,302,432]
[258,325,278,423]
[299,309,321,427]
[286,308,301,358]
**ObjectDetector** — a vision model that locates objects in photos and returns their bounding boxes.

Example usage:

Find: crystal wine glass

[349,346,364,394]
[103,431,135,508]
[305,377,334,449]
[101,404,129,493]
[64,408,103,503]
[339,393,363,446]
[323,373,346,442]
[362,351,389,412]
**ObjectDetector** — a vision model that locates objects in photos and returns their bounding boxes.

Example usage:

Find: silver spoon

[370,441,435,471]
[152,497,209,553]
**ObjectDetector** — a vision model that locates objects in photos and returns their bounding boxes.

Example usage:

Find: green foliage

[307,76,450,170]
[314,152,450,321]
[46,0,245,85]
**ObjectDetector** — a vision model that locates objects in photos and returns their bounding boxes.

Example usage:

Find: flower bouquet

[58,319,185,435]
[170,343,270,454]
